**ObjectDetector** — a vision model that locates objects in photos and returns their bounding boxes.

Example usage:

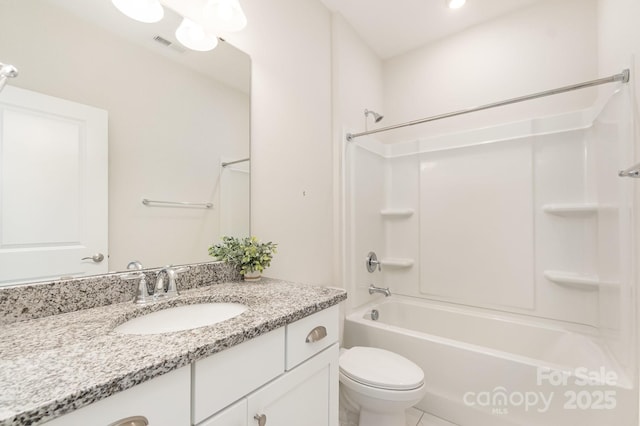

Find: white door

[0,86,108,285]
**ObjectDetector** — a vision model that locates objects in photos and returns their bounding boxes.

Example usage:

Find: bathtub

[343,296,636,426]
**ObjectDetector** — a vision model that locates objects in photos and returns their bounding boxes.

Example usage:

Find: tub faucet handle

[366,251,381,273]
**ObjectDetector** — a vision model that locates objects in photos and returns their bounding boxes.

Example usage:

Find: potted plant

[208,236,277,281]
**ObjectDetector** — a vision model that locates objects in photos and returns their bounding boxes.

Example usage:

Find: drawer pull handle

[107,416,149,426]
[305,325,327,343]
[254,413,267,426]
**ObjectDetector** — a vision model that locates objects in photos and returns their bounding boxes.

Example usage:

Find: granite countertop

[0,278,347,426]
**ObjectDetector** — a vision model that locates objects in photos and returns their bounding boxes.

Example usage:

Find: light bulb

[447,0,466,9]
[203,0,247,32]
[175,18,219,51]
[111,0,164,23]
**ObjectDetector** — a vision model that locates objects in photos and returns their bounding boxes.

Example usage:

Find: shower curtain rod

[346,69,630,142]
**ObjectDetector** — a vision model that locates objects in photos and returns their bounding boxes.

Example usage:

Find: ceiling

[319,0,547,59]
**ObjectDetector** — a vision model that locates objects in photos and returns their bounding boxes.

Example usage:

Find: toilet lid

[339,347,424,390]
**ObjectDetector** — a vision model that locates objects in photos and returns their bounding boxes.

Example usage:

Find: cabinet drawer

[193,328,285,424]
[285,305,338,370]
[43,366,190,426]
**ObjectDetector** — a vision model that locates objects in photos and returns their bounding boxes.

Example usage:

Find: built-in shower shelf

[542,203,598,216]
[380,258,414,268]
[543,270,618,291]
[380,209,415,218]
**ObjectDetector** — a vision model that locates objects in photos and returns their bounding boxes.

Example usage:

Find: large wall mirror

[0,0,251,285]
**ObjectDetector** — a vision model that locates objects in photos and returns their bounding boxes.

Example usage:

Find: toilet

[339,346,426,426]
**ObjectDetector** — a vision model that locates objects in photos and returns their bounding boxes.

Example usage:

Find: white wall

[0,1,250,271]
[224,0,334,285]
[383,0,598,143]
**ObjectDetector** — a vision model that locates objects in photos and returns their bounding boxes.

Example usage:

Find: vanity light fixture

[111,0,164,23]
[175,18,219,51]
[110,0,247,52]
[447,0,466,9]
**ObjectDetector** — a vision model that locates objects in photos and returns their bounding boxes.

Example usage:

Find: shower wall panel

[418,141,535,310]
[345,139,386,310]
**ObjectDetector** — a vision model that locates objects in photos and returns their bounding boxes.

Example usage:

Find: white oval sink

[114,303,248,335]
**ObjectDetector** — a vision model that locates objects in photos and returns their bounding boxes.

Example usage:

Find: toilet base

[340,382,418,426]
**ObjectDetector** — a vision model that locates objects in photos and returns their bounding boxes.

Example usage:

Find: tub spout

[369,284,391,297]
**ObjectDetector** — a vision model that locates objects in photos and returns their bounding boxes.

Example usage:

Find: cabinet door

[198,399,247,426]
[247,344,338,426]
[43,366,190,426]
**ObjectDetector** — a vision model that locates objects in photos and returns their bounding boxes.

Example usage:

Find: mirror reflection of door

[0,86,108,284]
[0,0,251,284]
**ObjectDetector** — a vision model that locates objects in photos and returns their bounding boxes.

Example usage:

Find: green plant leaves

[208,236,277,274]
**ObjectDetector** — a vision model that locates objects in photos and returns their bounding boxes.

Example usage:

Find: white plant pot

[243,270,261,281]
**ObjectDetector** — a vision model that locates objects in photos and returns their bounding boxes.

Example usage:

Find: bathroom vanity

[0,271,346,426]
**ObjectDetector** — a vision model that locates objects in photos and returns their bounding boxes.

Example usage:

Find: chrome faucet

[122,265,187,304]
[154,266,187,299]
[369,284,391,297]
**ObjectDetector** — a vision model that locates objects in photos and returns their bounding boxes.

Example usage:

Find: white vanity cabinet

[196,305,339,426]
[43,365,191,426]
[192,328,286,423]
[43,305,339,426]
[198,399,247,426]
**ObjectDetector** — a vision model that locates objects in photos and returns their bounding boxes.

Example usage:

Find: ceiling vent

[152,35,187,53]
[153,35,172,46]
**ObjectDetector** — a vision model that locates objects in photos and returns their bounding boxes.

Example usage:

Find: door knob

[81,253,104,262]
[254,414,267,426]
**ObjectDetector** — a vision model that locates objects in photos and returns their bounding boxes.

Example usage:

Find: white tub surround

[342,87,637,424]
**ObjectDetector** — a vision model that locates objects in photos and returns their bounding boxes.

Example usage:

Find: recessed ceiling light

[447,0,466,9]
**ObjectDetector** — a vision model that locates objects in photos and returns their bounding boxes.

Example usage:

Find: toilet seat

[339,347,424,391]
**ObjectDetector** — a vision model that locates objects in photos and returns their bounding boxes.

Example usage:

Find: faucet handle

[121,272,152,304]
[366,252,381,273]
[162,266,188,298]
[127,260,144,270]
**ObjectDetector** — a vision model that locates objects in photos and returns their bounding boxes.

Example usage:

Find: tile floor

[340,400,457,426]
[406,407,458,426]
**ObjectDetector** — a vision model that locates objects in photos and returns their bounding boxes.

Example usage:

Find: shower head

[0,63,19,93]
[365,108,384,123]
